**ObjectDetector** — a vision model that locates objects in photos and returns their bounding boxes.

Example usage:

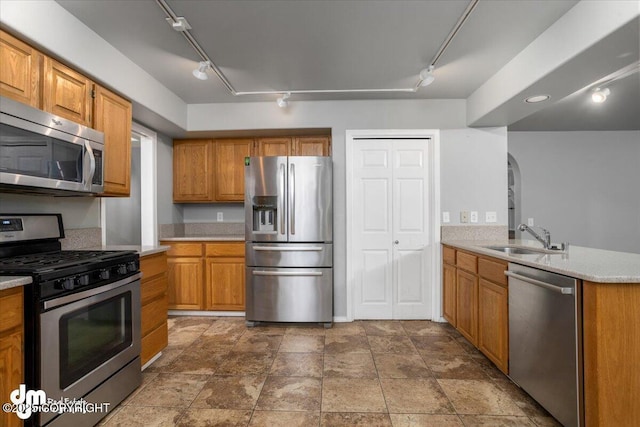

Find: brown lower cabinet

[140,252,168,366]
[161,240,245,311]
[442,245,508,374]
[0,287,23,427]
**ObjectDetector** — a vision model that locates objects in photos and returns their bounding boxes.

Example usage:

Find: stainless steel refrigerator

[245,156,333,326]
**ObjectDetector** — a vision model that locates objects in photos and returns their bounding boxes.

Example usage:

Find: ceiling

[55,0,638,131]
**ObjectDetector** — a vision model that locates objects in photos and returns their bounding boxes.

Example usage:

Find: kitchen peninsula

[441,240,640,427]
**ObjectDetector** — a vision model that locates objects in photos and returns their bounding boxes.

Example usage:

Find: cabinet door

[167,257,203,310]
[442,263,457,326]
[293,136,331,156]
[456,269,478,346]
[478,278,508,373]
[215,139,253,201]
[173,140,215,202]
[256,137,291,156]
[205,256,245,311]
[0,30,41,108]
[0,329,22,427]
[94,85,132,196]
[43,57,93,126]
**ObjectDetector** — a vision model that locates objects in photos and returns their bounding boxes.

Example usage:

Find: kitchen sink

[484,246,556,255]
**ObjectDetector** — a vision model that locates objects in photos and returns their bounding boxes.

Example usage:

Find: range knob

[116,264,128,275]
[75,274,90,287]
[57,277,75,290]
[126,261,138,272]
[97,269,110,280]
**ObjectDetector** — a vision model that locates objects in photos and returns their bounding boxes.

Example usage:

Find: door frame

[345,129,441,322]
[101,121,158,246]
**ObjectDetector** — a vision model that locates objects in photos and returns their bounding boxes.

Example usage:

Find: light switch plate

[470,211,478,223]
[442,211,450,223]
[527,217,534,226]
[460,211,469,223]
[485,211,497,223]
[217,212,224,222]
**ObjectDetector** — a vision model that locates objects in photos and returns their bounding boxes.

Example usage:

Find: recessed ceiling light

[524,95,550,103]
[591,87,610,103]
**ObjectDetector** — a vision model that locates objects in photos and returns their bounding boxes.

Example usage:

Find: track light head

[193,61,210,80]
[591,87,610,103]
[277,93,291,108]
[166,17,191,32]
[419,65,435,87]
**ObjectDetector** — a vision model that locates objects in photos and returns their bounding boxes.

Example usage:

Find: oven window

[59,292,132,389]
[0,123,83,182]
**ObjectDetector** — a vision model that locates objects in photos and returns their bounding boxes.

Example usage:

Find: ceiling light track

[156,0,479,100]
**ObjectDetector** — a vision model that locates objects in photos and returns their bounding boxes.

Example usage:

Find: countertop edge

[0,276,33,291]
[84,245,171,257]
[442,240,640,283]
[159,236,245,242]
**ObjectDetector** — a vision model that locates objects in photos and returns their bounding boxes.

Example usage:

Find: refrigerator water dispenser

[252,196,278,232]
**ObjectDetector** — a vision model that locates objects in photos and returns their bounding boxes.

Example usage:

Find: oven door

[39,274,141,424]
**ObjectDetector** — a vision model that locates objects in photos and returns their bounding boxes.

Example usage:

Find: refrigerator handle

[279,163,286,235]
[290,162,295,235]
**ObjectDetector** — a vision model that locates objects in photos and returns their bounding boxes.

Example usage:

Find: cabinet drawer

[0,287,23,332]
[164,242,203,257]
[141,323,168,366]
[206,242,245,257]
[142,296,168,336]
[456,251,478,273]
[443,246,456,265]
[478,257,508,286]
[141,275,168,305]
[140,252,167,281]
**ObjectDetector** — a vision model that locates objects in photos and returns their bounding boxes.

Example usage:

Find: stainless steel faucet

[518,223,551,249]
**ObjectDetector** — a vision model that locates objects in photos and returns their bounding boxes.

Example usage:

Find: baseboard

[168,310,245,317]
[332,316,350,323]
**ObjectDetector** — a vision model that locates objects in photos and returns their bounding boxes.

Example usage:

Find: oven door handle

[43,272,142,310]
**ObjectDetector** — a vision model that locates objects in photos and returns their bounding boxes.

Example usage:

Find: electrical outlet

[485,211,497,223]
[460,211,469,223]
[217,212,224,222]
[442,211,450,223]
[470,211,478,223]
[527,217,534,226]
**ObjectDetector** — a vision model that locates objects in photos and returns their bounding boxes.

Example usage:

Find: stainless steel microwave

[0,96,104,195]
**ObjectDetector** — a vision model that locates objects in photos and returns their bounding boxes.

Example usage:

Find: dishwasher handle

[505,271,574,295]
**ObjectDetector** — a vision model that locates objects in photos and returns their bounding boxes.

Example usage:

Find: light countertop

[160,236,244,242]
[442,239,640,283]
[85,245,171,257]
[0,276,32,291]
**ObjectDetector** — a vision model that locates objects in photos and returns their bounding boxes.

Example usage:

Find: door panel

[352,138,431,319]
[288,156,333,242]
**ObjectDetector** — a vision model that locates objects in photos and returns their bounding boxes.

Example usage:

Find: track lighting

[418,66,435,87]
[192,61,210,80]
[591,87,610,103]
[276,93,290,108]
[166,16,191,32]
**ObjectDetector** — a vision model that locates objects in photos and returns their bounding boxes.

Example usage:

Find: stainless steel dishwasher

[506,263,581,427]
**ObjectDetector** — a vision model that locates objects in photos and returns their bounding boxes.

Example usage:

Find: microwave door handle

[84,141,96,191]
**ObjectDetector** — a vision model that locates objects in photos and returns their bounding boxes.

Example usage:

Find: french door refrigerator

[245,156,333,326]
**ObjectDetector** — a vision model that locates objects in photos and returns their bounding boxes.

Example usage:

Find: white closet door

[352,138,431,319]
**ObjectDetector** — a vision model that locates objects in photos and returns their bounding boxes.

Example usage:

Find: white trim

[141,351,162,370]
[345,129,441,322]
[133,122,158,246]
[332,316,350,323]
[168,310,245,317]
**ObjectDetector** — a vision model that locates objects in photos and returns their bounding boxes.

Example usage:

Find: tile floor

[99,317,562,426]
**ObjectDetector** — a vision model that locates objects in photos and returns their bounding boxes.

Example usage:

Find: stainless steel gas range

[0,214,141,427]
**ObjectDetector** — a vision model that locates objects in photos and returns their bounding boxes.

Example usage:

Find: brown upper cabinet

[256,136,331,157]
[0,30,42,108]
[173,139,216,202]
[215,139,253,202]
[94,85,132,196]
[1,30,133,197]
[256,137,291,156]
[43,57,93,127]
